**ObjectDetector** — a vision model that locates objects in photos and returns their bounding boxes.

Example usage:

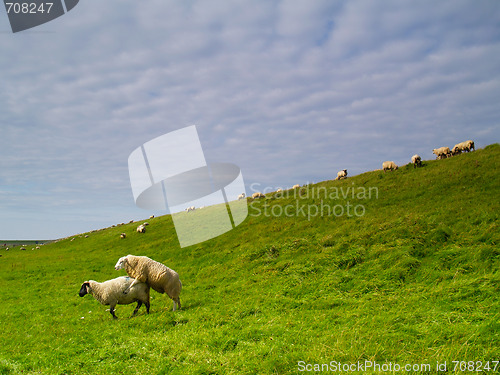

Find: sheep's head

[115,256,127,270]
[79,282,90,297]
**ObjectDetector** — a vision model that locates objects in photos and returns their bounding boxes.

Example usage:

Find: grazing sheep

[185,206,195,213]
[120,233,126,239]
[335,169,348,180]
[252,192,265,199]
[292,184,300,189]
[149,215,154,219]
[452,140,475,155]
[137,224,146,233]
[79,276,150,319]
[276,188,283,193]
[382,161,398,171]
[411,155,422,168]
[432,147,451,160]
[143,222,149,226]
[115,255,182,311]
[238,193,246,200]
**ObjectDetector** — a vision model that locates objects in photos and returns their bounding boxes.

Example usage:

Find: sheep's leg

[132,301,142,316]
[123,278,139,294]
[145,301,150,314]
[110,307,118,319]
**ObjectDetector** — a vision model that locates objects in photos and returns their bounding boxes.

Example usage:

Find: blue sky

[1,0,499,240]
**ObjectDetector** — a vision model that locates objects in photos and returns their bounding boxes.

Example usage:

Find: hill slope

[0,144,498,374]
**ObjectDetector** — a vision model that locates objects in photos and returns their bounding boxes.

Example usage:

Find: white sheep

[137,224,146,233]
[149,215,154,219]
[276,188,283,193]
[120,233,126,239]
[238,193,246,200]
[382,161,398,171]
[411,154,422,168]
[432,146,451,160]
[185,206,195,213]
[252,192,265,199]
[335,169,348,180]
[79,276,150,319]
[452,140,475,155]
[115,255,182,311]
[292,184,300,189]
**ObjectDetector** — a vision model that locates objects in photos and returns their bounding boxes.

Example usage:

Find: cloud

[1,0,499,239]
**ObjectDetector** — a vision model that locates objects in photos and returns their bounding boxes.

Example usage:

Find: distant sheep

[432,147,450,160]
[276,188,283,193]
[137,224,146,233]
[185,206,195,213]
[252,192,265,199]
[411,155,422,168]
[120,233,126,239]
[79,276,150,319]
[149,215,154,219]
[115,255,182,311]
[452,140,475,155]
[238,193,246,200]
[292,184,300,189]
[382,161,398,171]
[335,169,348,180]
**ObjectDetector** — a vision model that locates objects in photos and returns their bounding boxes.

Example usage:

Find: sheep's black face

[79,282,90,297]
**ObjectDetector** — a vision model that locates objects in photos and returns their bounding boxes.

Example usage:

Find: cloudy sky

[1,0,499,240]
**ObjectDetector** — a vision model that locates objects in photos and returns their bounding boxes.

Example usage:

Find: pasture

[0,144,498,374]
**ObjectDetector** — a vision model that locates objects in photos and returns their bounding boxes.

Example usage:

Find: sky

[1,0,499,240]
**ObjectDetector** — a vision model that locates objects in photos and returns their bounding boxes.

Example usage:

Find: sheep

[185,206,195,213]
[411,154,422,168]
[238,193,246,200]
[252,192,265,199]
[143,222,149,226]
[276,188,283,193]
[79,276,150,319]
[115,255,182,311]
[382,161,398,171]
[137,224,146,233]
[452,140,475,155]
[120,233,126,239]
[149,215,154,219]
[335,169,348,180]
[432,147,451,160]
[292,184,300,189]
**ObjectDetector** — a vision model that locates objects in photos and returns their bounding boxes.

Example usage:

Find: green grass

[0,144,499,374]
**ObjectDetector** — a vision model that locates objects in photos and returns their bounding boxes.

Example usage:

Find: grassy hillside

[0,144,498,375]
